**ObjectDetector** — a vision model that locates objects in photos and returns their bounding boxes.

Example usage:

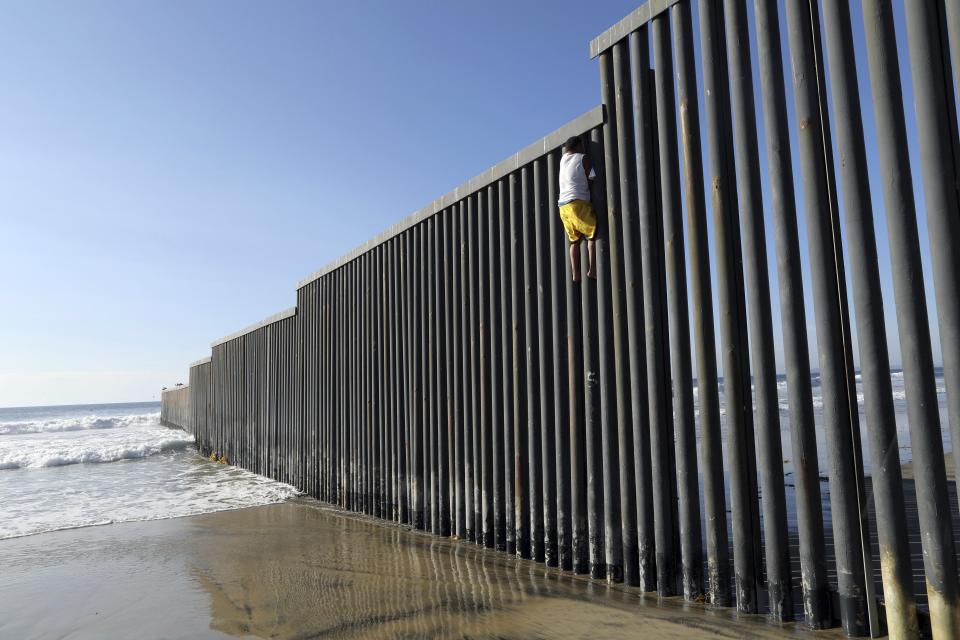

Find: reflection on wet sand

[187,500,838,639]
[0,499,847,639]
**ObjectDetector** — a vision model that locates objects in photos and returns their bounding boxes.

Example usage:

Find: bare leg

[586,238,597,279]
[569,241,581,282]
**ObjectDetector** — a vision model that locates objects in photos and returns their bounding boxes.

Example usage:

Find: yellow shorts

[558,200,597,243]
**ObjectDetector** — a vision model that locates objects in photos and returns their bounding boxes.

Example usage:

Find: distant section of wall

[160,385,190,430]
[188,316,298,478]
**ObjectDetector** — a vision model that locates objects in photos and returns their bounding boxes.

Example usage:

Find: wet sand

[899,449,954,480]
[0,499,843,639]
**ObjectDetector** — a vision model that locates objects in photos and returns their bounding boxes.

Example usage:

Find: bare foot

[587,268,597,280]
[572,271,580,283]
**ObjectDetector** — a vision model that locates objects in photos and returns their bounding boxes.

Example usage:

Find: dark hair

[564,135,583,152]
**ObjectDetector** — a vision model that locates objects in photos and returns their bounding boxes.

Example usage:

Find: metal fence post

[699,0,762,614]
[598,51,625,584]
[723,0,791,618]
[498,178,515,554]
[784,0,872,633]
[609,40,641,588]
[547,151,572,570]
[670,3,728,605]
[649,13,701,601]
[522,163,544,562]
[752,0,829,626]
[534,159,559,566]
[900,1,960,635]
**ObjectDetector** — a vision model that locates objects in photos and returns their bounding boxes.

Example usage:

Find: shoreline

[0,498,842,639]
[0,497,294,542]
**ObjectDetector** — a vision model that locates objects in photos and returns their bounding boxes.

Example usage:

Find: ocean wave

[0,432,194,470]
[0,449,301,540]
[0,412,160,436]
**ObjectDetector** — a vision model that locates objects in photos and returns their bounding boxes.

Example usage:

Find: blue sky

[0,0,940,406]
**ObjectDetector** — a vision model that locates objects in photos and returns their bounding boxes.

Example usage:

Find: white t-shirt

[558,152,591,205]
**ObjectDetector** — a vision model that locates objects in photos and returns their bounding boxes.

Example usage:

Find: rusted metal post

[859,6,935,638]
[650,12,700,600]
[627,26,656,593]
[752,0,828,626]
[723,0,791,618]
[699,0,761,614]
[607,40,640,587]
[784,0,872,632]
[821,2,919,635]
[673,2,730,603]
[645,15,679,598]
[900,1,960,635]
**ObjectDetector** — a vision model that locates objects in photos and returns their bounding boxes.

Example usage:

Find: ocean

[697,367,951,478]
[0,402,299,540]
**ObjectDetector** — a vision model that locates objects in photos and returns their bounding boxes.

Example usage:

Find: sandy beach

[0,499,845,639]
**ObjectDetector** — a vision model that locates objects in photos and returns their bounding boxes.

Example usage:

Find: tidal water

[0,402,298,539]
[699,367,950,476]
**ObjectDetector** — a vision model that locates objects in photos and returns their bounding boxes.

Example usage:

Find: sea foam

[0,435,193,470]
[0,412,159,436]
[0,404,299,539]
[0,414,193,470]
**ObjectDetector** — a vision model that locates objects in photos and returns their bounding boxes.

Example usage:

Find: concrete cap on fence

[210,306,298,348]
[588,0,681,59]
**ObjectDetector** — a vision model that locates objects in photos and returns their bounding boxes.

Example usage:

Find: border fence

[159,385,189,430]
[162,1,960,637]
